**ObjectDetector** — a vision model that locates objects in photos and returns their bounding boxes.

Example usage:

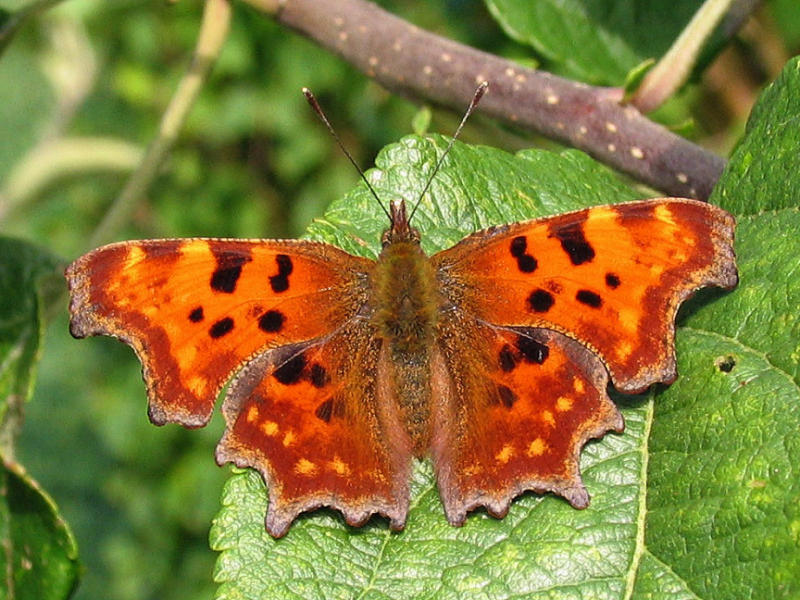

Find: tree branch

[256,0,726,200]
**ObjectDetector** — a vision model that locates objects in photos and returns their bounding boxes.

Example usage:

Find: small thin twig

[88,0,232,248]
[632,0,738,113]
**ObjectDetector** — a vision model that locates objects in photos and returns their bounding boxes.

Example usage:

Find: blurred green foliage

[0,0,797,599]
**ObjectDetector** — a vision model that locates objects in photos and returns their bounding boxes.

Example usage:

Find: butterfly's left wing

[429,198,737,523]
[67,238,415,536]
[66,238,372,427]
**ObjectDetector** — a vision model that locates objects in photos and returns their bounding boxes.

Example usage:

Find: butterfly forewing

[66,238,372,426]
[432,198,738,393]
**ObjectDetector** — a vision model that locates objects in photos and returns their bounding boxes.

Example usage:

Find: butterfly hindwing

[216,323,413,537]
[432,321,622,525]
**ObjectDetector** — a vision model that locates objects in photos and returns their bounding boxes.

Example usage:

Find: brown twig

[250,0,727,200]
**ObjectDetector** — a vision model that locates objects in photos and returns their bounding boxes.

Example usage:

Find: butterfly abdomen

[372,239,441,454]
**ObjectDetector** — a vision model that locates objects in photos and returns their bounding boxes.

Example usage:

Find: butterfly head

[382,199,420,247]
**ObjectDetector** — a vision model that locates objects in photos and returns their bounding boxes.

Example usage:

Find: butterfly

[65,188,737,537]
[65,86,738,537]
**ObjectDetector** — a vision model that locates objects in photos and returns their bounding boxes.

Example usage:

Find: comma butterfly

[65,86,738,537]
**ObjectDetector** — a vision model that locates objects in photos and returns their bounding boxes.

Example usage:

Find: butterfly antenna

[302,87,391,221]
[407,81,489,223]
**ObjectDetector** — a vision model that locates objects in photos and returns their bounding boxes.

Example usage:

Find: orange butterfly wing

[215,324,413,536]
[430,198,737,522]
[434,198,738,391]
[67,238,413,535]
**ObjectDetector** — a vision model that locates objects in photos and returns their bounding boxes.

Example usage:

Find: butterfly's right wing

[427,198,735,524]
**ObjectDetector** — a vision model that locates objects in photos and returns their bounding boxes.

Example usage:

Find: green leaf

[484,0,707,84]
[0,237,62,453]
[711,56,800,215]
[0,238,78,599]
[639,210,800,598]
[0,460,80,600]
[210,139,741,598]
[631,56,800,597]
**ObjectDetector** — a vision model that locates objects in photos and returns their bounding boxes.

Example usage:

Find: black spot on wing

[527,289,554,313]
[576,289,602,308]
[516,335,549,364]
[509,236,538,273]
[552,223,595,265]
[315,398,333,422]
[497,385,517,408]
[499,344,517,372]
[605,273,621,289]
[259,310,285,333]
[210,251,252,293]
[310,363,328,388]
[209,317,234,338]
[273,353,306,385]
[269,254,294,293]
[188,306,204,323]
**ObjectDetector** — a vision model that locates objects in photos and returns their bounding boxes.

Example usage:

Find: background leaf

[211,54,800,597]
[0,237,79,600]
[633,56,800,598]
[0,237,61,451]
[711,56,800,215]
[484,0,709,85]
[0,460,80,600]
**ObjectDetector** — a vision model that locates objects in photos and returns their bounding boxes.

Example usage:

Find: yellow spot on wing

[573,378,585,394]
[587,205,617,224]
[527,438,548,456]
[329,456,351,476]
[463,463,482,477]
[654,204,677,227]
[295,458,318,476]
[246,405,259,423]
[282,430,296,447]
[495,444,515,464]
[180,239,211,258]
[186,376,207,398]
[556,396,573,412]
[175,344,198,369]
[616,340,634,360]
[261,420,279,436]
[619,307,639,332]
[541,410,555,427]
[123,245,146,270]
